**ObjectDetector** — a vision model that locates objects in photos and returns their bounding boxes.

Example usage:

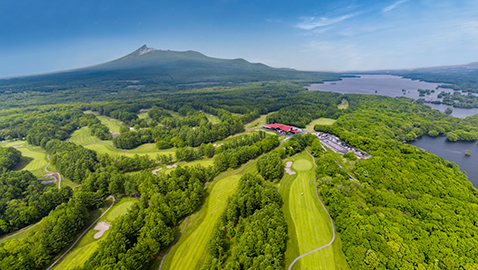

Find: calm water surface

[409,136,478,187]
[308,75,478,118]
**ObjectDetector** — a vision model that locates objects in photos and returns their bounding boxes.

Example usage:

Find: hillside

[0,45,339,100]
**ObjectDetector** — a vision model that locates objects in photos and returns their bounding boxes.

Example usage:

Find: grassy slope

[51,197,138,270]
[97,115,123,133]
[204,112,220,124]
[161,162,257,270]
[280,151,349,270]
[69,127,103,146]
[1,140,48,177]
[304,118,337,132]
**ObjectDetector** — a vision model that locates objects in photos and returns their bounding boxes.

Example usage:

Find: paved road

[46,195,116,270]
[45,154,62,189]
[288,149,336,270]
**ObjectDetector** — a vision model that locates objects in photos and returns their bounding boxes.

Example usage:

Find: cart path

[45,154,62,189]
[0,221,41,243]
[288,150,336,270]
[46,195,116,270]
[159,160,256,270]
[158,217,189,270]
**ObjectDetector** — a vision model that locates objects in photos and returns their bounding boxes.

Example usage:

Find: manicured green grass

[124,143,176,158]
[97,115,123,133]
[51,197,138,270]
[105,198,137,221]
[162,162,257,270]
[246,113,270,129]
[20,151,48,177]
[138,112,149,119]
[204,113,220,124]
[338,99,349,110]
[69,127,103,146]
[84,143,123,156]
[293,159,313,172]
[1,140,48,177]
[280,151,349,270]
[166,110,183,119]
[304,118,337,132]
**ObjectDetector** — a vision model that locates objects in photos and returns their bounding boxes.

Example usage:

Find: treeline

[315,97,478,143]
[114,111,246,149]
[45,140,99,183]
[0,170,72,235]
[0,147,21,173]
[203,173,287,269]
[77,165,217,270]
[316,142,478,269]
[0,106,112,143]
[214,135,280,172]
[257,153,284,181]
[0,189,104,269]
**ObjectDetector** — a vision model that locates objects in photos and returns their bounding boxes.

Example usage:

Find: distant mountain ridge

[87,44,276,72]
[1,44,340,94]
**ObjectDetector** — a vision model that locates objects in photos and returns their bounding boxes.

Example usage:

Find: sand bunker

[93,221,111,239]
[213,143,223,147]
[166,164,178,169]
[152,168,162,175]
[285,161,296,175]
[12,145,23,148]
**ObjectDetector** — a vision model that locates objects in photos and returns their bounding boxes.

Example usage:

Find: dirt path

[288,149,336,270]
[45,154,62,189]
[46,196,116,270]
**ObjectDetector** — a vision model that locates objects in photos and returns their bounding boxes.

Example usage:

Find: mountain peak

[125,45,158,58]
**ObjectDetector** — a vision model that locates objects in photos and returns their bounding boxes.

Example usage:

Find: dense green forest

[1,75,478,270]
[203,173,287,269]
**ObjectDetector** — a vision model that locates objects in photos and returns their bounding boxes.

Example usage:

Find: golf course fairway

[162,162,256,270]
[281,151,349,270]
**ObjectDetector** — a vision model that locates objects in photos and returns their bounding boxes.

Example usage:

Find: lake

[308,74,478,118]
[409,136,478,187]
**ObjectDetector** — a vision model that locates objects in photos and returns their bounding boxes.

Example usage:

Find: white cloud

[296,13,358,30]
[383,0,408,12]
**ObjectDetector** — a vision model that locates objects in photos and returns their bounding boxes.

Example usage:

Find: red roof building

[263,123,299,133]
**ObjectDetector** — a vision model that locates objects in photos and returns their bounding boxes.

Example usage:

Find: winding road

[46,195,116,270]
[45,154,62,189]
[288,149,336,270]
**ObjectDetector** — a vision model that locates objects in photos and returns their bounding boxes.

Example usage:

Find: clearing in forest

[279,151,349,270]
[304,118,337,132]
[338,99,349,110]
[161,162,257,270]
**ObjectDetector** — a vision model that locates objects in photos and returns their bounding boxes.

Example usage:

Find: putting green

[293,159,313,172]
[281,151,349,270]
[162,162,256,270]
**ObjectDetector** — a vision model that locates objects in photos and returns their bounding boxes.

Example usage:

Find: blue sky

[1,0,477,77]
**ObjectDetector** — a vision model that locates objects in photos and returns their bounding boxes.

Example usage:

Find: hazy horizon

[1,0,477,78]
